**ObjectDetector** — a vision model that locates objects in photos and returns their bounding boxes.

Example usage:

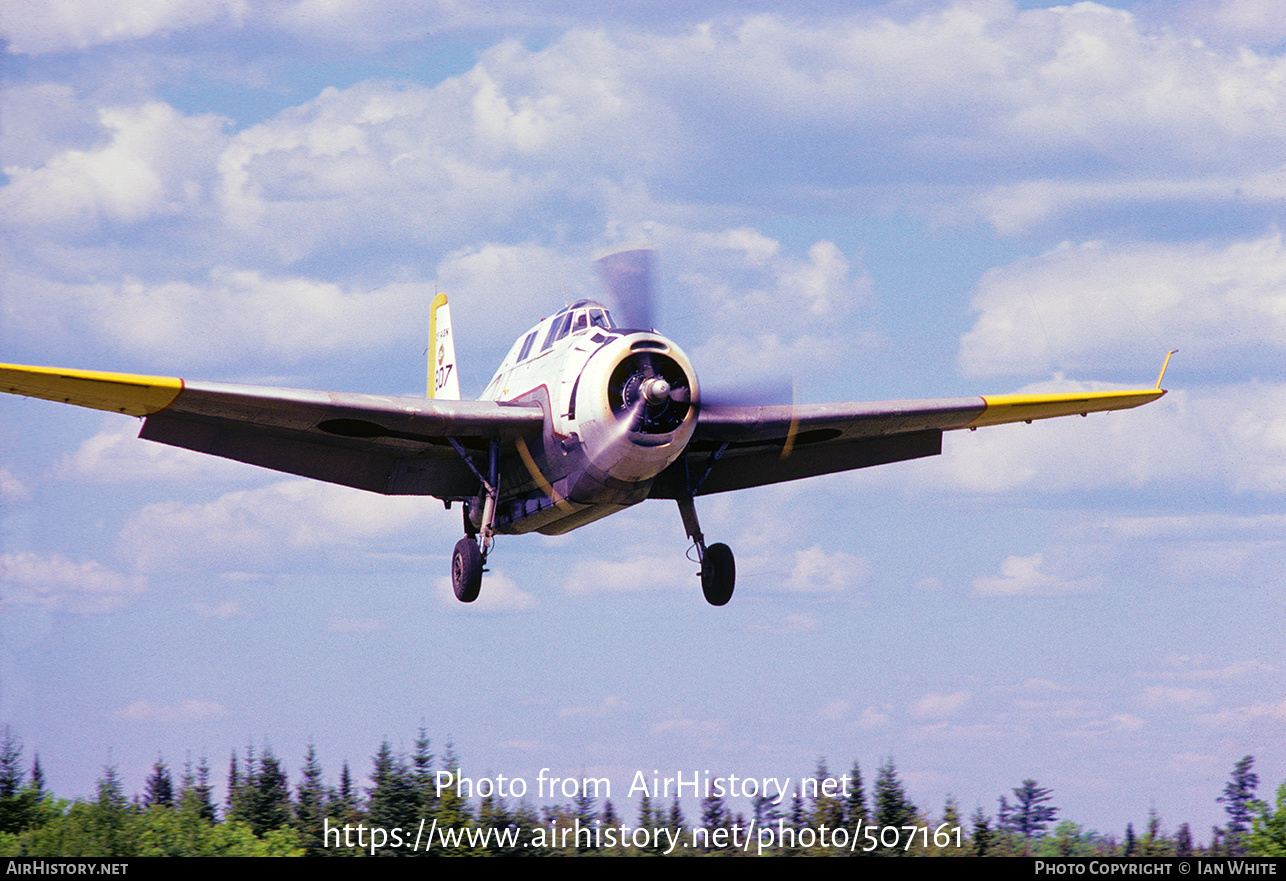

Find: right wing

[1,363,544,498]
[650,387,1165,498]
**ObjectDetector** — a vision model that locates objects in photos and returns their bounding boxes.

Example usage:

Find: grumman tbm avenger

[1,249,1171,605]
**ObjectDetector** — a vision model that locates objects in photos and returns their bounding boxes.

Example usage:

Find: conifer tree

[411,727,437,819]
[0,727,31,834]
[873,758,917,852]
[700,789,728,852]
[295,744,328,856]
[1219,755,1260,856]
[752,793,780,826]
[809,758,844,829]
[144,757,174,808]
[368,740,419,854]
[970,807,993,856]
[432,742,472,854]
[1009,779,1058,851]
[845,760,867,829]
[667,797,685,837]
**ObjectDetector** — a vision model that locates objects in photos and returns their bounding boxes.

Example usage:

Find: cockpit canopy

[503,300,617,368]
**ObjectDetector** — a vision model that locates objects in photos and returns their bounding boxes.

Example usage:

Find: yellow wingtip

[0,363,183,416]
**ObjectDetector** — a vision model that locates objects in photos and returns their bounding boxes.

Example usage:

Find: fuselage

[471,300,698,536]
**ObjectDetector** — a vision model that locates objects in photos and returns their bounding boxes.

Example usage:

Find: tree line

[1,726,1282,856]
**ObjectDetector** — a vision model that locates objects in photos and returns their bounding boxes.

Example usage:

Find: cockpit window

[541,312,571,351]
[590,309,612,329]
[516,330,538,362]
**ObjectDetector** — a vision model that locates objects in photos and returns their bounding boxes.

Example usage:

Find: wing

[1,363,544,498]
[649,386,1165,498]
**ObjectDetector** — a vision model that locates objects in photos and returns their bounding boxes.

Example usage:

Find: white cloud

[0,469,30,501]
[119,479,450,573]
[973,552,1103,596]
[116,698,228,723]
[560,695,627,719]
[562,555,690,595]
[2,102,228,230]
[1197,694,1286,728]
[1142,686,1216,709]
[433,570,538,612]
[3,268,430,370]
[959,233,1286,379]
[912,690,972,719]
[2,0,249,54]
[189,599,242,618]
[879,379,1286,497]
[0,552,145,613]
[59,422,255,484]
[776,546,868,594]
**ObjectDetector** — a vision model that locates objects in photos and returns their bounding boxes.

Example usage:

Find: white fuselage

[473,301,698,535]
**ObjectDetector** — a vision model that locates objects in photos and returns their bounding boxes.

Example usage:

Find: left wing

[649,386,1165,498]
[1,363,544,498]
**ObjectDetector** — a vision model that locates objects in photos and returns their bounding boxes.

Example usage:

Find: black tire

[701,542,735,606]
[452,537,483,602]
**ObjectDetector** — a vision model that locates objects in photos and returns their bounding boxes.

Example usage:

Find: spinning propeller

[595,247,796,444]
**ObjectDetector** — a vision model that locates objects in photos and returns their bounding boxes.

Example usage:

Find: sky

[2,0,1285,844]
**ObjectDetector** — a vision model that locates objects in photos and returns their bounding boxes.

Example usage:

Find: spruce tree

[1219,755,1260,856]
[144,757,174,808]
[873,758,917,852]
[971,807,993,856]
[368,740,419,854]
[845,760,867,829]
[295,744,328,856]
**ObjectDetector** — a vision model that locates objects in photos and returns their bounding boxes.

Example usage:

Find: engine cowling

[572,333,699,483]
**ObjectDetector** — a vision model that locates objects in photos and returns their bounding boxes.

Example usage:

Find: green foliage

[1248,782,1286,857]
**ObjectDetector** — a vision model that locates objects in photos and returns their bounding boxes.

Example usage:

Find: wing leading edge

[1,363,544,498]
[649,386,1165,498]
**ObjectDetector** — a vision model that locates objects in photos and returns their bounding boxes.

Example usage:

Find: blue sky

[2,0,1284,841]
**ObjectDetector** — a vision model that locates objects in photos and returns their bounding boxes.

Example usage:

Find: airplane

[0,249,1172,606]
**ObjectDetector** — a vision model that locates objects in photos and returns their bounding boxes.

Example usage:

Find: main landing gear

[452,534,483,603]
[678,495,735,606]
[449,440,500,603]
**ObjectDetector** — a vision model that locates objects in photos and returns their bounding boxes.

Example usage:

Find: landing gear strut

[449,439,500,603]
[678,494,735,606]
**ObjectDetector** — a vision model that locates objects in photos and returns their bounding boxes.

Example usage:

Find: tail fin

[428,292,460,399]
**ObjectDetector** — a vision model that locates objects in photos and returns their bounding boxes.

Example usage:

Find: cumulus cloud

[0,552,145,613]
[432,570,538,612]
[3,267,430,370]
[119,479,450,573]
[562,555,691,595]
[59,422,256,483]
[973,552,1103,596]
[866,378,1286,498]
[959,233,1286,380]
[2,102,227,230]
[3,0,250,54]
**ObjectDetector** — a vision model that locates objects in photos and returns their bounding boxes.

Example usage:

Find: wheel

[701,542,735,606]
[452,537,483,602]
